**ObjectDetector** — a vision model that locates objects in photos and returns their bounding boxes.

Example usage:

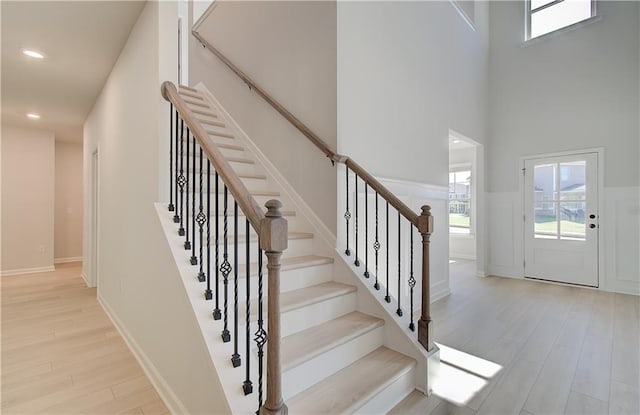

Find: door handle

[589,224,596,229]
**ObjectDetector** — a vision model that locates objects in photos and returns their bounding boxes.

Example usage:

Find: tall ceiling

[1,1,146,143]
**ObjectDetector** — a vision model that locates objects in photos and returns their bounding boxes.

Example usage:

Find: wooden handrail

[161,81,265,232]
[192,29,419,229]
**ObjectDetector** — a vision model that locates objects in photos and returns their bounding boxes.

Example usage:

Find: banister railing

[161,82,288,415]
[192,25,434,353]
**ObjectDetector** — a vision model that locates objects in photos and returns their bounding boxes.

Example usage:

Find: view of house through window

[528,0,595,40]
[449,169,471,234]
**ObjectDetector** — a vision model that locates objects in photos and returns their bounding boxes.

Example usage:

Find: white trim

[448,0,476,32]
[98,293,189,415]
[450,253,477,261]
[81,272,90,287]
[54,256,83,264]
[431,279,451,302]
[1,266,56,277]
[192,0,218,33]
[195,83,337,249]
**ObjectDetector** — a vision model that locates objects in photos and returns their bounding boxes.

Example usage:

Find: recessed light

[26,113,41,120]
[22,49,45,59]
[453,139,461,144]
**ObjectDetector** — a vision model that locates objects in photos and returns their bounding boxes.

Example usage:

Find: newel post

[417,205,434,352]
[260,200,288,415]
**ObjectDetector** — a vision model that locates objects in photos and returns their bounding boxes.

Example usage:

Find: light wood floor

[391,259,640,415]
[1,263,169,414]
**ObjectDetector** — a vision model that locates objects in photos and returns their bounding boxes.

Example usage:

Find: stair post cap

[265,199,283,217]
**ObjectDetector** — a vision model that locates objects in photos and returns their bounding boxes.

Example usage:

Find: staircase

[158,83,429,414]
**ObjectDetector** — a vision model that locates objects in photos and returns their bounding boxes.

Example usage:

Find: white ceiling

[1,1,146,143]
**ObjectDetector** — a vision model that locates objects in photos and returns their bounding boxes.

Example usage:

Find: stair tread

[178,85,198,93]
[287,347,416,414]
[282,312,384,372]
[279,282,356,314]
[218,232,313,244]
[186,189,280,197]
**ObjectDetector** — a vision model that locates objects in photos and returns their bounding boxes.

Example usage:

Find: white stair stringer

[155,84,426,414]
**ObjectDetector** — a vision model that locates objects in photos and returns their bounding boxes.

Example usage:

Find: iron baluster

[168,103,174,212]
[205,160,212,300]
[409,227,416,331]
[354,175,360,267]
[190,135,197,263]
[231,202,241,367]
[221,186,231,342]
[373,192,380,290]
[243,218,253,395]
[397,212,403,317]
[213,172,221,319]
[184,128,191,249]
[197,146,206,281]
[214,171,222,320]
[255,247,266,413]
[344,167,351,256]
[178,119,185,235]
[385,201,391,303]
[364,183,369,278]
[173,110,180,223]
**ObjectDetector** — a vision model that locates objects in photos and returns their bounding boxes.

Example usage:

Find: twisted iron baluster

[221,186,231,342]
[344,167,351,256]
[409,227,416,331]
[231,202,241,367]
[243,218,253,395]
[177,119,185,235]
[385,201,391,303]
[397,212,403,317]
[205,160,212,300]
[197,147,206,281]
[168,103,174,212]
[373,192,380,290]
[255,247,266,413]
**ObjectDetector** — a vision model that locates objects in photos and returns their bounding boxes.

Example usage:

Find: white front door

[524,152,599,287]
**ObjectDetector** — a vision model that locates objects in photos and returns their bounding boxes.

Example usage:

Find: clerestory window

[527,0,596,40]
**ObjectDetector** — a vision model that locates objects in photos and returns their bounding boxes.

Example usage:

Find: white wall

[54,141,83,262]
[449,147,477,260]
[83,2,230,413]
[337,1,490,296]
[487,1,640,294]
[1,124,55,275]
[189,0,337,233]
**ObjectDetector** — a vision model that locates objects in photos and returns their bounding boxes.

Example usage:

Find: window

[449,168,471,234]
[527,0,595,40]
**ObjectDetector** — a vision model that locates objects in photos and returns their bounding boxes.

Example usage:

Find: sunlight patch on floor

[431,342,502,406]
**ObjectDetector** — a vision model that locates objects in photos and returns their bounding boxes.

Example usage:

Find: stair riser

[354,366,416,415]
[282,327,384,401]
[281,292,356,338]
[175,174,269,191]
[199,263,334,300]
[181,159,256,174]
[173,237,314,266]
[186,214,301,232]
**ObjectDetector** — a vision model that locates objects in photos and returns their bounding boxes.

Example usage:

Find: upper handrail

[192,29,420,228]
[161,81,265,231]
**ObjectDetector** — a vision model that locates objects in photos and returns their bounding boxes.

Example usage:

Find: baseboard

[196,83,337,250]
[54,257,83,264]
[476,270,487,278]
[97,294,189,415]
[1,265,56,277]
[431,280,451,302]
[450,254,476,260]
[81,272,91,287]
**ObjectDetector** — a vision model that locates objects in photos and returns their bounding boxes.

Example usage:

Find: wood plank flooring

[391,259,640,415]
[1,263,169,414]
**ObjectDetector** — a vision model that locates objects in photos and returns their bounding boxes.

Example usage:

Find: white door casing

[524,152,599,287]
